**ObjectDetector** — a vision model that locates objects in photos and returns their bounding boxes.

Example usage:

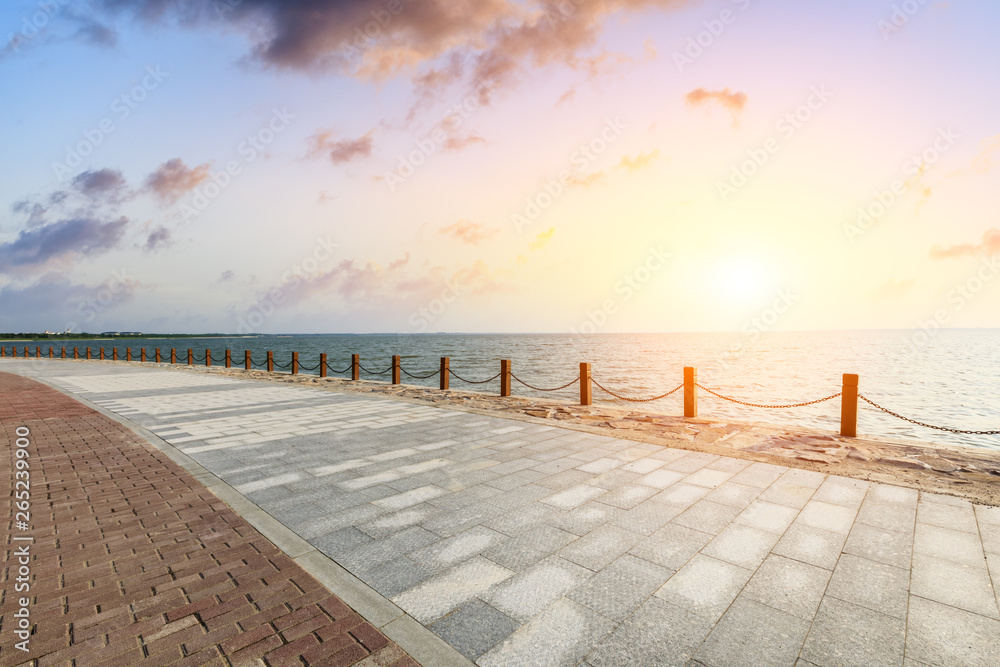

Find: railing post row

[267,351,274,373]
[244,350,251,371]
[187,349,193,366]
[292,351,298,375]
[320,353,327,378]
[440,357,449,390]
[225,349,231,368]
[500,360,511,397]
[580,362,592,406]
[351,354,360,381]
[155,348,161,363]
[170,348,176,364]
[205,349,211,367]
[141,348,146,363]
[392,355,401,385]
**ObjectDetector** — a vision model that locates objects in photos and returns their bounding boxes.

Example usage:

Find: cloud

[617,150,660,172]
[970,134,1000,173]
[143,226,172,252]
[685,87,747,114]
[144,158,210,204]
[0,216,129,271]
[307,129,375,164]
[72,168,129,202]
[929,228,1000,259]
[0,272,140,332]
[531,227,555,251]
[567,171,606,188]
[219,270,236,283]
[439,220,497,245]
[442,133,486,152]
[95,0,699,102]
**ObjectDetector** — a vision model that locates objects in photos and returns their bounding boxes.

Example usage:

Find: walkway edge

[26,374,476,667]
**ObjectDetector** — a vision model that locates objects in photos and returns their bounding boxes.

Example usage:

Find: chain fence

[696,383,842,409]
[859,394,1000,435]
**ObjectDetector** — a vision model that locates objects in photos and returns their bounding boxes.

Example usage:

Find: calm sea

[8,330,1000,451]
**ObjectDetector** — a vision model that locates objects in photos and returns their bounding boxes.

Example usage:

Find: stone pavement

[0,370,419,667]
[3,358,1000,666]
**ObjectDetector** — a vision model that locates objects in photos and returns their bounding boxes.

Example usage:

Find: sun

[708,255,773,305]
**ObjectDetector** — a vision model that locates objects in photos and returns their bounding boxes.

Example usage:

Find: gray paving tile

[917,496,978,532]
[629,522,713,570]
[704,482,763,510]
[684,467,735,489]
[610,498,683,536]
[701,524,780,570]
[673,499,743,536]
[911,552,999,619]
[654,554,753,621]
[637,468,689,489]
[843,521,912,569]
[651,483,712,509]
[558,524,643,571]
[906,595,1000,667]
[408,525,508,573]
[779,468,826,489]
[339,525,442,573]
[586,597,715,667]
[728,462,787,489]
[826,553,909,619]
[742,554,831,619]
[541,484,608,510]
[478,598,616,667]
[693,596,811,667]
[620,457,667,474]
[981,523,1000,556]
[482,525,578,571]
[485,502,566,537]
[357,503,437,538]
[548,501,624,536]
[390,556,514,624]
[567,554,673,621]
[913,521,987,567]
[310,526,374,560]
[854,499,916,533]
[800,596,905,667]
[429,599,518,661]
[811,477,869,508]
[595,484,659,509]
[734,499,799,535]
[757,481,816,509]
[795,500,858,534]
[664,453,718,473]
[483,555,593,622]
[355,555,434,597]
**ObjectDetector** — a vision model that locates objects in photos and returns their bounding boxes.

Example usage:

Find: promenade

[2,358,999,666]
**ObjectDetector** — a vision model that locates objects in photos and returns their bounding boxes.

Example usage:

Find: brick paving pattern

[0,371,419,667]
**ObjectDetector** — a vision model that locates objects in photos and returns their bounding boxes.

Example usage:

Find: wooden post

[205,349,211,367]
[0,346,4,357]
[684,367,698,418]
[392,355,401,384]
[351,354,360,381]
[225,349,231,368]
[500,360,511,397]
[580,362,592,405]
[37,347,42,359]
[440,357,449,390]
[62,347,67,359]
[98,348,104,360]
[86,348,91,360]
[126,348,131,362]
[73,347,79,359]
[244,350,251,370]
[170,348,176,364]
[291,351,298,374]
[155,348,161,363]
[23,346,28,356]
[10,347,15,358]
[50,347,54,358]
[267,351,273,373]
[841,374,859,437]
[140,348,146,362]
[319,353,327,378]
[187,349,193,365]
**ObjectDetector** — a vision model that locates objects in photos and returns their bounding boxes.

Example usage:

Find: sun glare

[709,256,772,305]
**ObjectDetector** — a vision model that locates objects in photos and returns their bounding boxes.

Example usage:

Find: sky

[1,0,999,335]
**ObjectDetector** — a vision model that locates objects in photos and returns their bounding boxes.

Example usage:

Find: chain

[298,362,322,371]
[401,367,441,379]
[696,383,841,409]
[325,363,353,374]
[511,374,580,392]
[449,369,503,384]
[859,394,1000,435]
[591,378,684,402]
[358,363,393,375]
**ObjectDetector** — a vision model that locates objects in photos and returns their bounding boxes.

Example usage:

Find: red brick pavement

[0,371,420,666]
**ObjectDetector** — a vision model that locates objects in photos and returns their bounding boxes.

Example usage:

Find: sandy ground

[35,359,1000,506]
